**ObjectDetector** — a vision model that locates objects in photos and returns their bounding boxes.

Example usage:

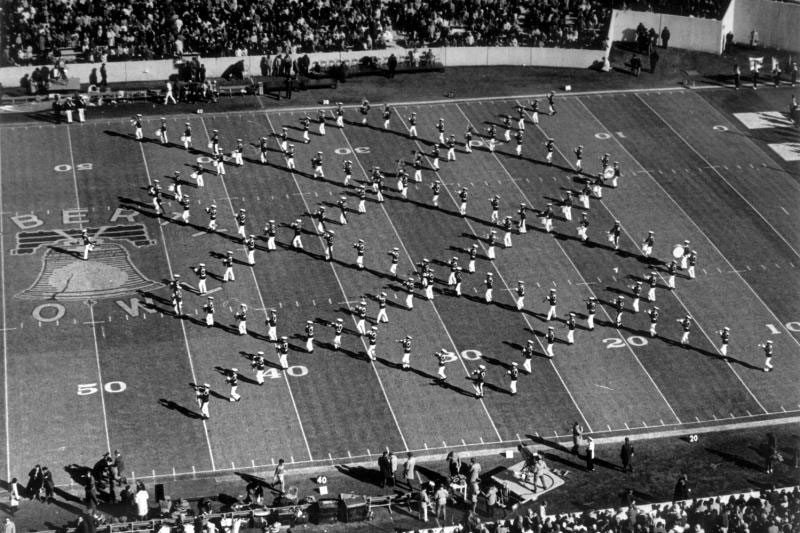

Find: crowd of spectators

[0,0,610,67]
[613,0,731,19]
[499,486,800,533]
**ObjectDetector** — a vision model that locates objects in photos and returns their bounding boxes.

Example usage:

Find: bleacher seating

[0,0,610,67]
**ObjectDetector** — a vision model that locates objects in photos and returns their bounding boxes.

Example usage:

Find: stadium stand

[0,0,610,67]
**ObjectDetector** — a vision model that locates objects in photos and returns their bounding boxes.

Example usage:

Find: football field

[0,85,798,485]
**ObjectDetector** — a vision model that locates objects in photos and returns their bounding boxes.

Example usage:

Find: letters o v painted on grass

[334,147,371,155]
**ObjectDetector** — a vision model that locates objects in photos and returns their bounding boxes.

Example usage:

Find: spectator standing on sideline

[8,478,20,514]
[673,474,690,501]
[4,518,15,533]
[379,450,391,488]
[402,452,417,490]
[630,55,642,77]
[765,433,779,474]
[273,458,286,493]
[572,421,584,454]
[434,484,449,522]
[41,467,54,503]
[661,27,670,49]
[114,450,125,485]
[586,436,595,471]
[468,457,481,484]
[447,451,462,476]
[135,482,149,519]
[389,450,398,486]
[84,478,99,511]
[620,437,635,473]
[26,464,43,500]
[419,483,431,521]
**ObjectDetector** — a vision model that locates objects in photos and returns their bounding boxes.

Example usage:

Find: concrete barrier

[731,0,800,53]
[0,46,602,89]
[609,9,723,54]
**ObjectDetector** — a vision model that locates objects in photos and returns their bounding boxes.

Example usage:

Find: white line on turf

[575,97,800,352]
[88,303,112,453]
[522,100,768,416]
[137,140,217,471]
[635,94,800,260]
[0,130,10,479]
[65,127,117,451]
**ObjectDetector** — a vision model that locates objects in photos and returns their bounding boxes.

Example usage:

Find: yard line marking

[263,113,406,453]
[780,207,789,215]
[576,96,800,376]
[635,94,800,260]
[388,108,502,440]
[87,303,112,453]
[411,106,593,432]
[137,141,216,471]
[0,131,10,478]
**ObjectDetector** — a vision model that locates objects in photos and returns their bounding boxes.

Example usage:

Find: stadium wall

[0,47,601,88]
[609,9,723,54]
[731,0,800,53]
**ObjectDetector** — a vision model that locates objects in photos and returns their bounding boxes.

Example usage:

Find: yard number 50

[78,381,127,395]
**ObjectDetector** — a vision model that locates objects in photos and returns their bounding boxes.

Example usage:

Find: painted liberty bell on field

[16,225,159,301]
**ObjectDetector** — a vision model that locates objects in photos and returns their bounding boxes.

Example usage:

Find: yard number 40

[78,381,127,396]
